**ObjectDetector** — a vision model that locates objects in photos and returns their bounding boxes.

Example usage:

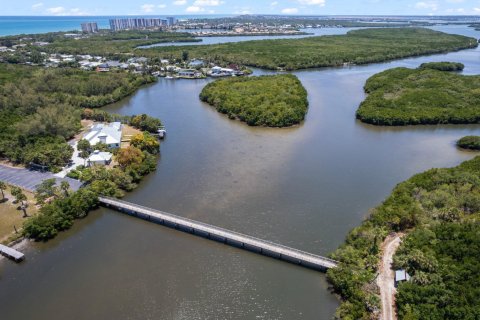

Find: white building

[87,150,113,166]
[84,122,123,149]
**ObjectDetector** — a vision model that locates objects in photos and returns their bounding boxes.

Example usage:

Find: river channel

[0,25,479,320]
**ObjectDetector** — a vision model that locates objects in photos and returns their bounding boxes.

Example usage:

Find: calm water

[140,27,363,48]
[0,25,479,320]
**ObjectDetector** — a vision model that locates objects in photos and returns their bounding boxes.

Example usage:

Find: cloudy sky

[6,0,480,16]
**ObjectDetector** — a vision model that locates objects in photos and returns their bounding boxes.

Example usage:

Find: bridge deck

[99,197,338,271]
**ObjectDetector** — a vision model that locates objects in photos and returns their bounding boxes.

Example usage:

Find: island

[457,136,480,150]
[356,63,480,125]
[199,75,308,127]
[143,28,478,70]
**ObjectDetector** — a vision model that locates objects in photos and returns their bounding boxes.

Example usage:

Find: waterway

[0,25,479,320]
[140,27,364,48]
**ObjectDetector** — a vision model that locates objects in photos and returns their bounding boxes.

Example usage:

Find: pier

[99,197,338,271]
[0,244,25,262]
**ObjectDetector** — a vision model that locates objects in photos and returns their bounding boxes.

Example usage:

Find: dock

[0,244,25,262]
[99,197,338,271]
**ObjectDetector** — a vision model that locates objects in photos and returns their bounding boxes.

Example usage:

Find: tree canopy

[200,74,308,127]
[356,64,480,125]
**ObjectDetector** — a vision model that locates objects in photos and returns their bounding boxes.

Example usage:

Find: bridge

[99,197,338,271]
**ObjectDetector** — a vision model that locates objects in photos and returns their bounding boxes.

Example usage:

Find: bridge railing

[99,196,338,267]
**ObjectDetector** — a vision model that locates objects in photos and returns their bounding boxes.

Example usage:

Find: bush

[457,135,480,150]
[419,61,464,71]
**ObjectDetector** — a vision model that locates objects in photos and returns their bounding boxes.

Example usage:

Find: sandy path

[377,234,402,320]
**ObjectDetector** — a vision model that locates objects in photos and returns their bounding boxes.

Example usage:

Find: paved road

[0,165,83,192]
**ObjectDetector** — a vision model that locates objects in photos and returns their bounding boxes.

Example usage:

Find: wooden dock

[99,197,338,271]
[0,244,25,262]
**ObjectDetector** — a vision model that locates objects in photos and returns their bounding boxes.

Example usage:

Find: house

[84,122,122,149]
[188,59,205,68]
[178,69,196,77]
[87,150,113,166]
[96,63,110,72]
[394,269,411,287]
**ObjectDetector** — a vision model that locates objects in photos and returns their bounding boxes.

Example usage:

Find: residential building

[394,269,411,287]
[81,22,99,33]
[87,150,113,166]
[167,17,176,26]
[84,122,123,149]
[109,18,167,31]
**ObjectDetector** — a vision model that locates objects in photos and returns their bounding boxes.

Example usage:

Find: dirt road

[377,234,402,320]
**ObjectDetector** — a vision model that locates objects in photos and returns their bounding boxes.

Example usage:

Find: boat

[157,126,166,139]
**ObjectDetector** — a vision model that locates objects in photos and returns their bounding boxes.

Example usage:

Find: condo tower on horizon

[109,17,176,31]
[81,22,99,33]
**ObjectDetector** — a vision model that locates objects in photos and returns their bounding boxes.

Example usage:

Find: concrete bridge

[99,197,338,271]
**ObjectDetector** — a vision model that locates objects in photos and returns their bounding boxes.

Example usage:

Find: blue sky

[5,0,480,16]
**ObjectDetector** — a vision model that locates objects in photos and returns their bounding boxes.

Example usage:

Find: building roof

[84,122,122,146]
[88,150,113,162]
[395,269,411,282]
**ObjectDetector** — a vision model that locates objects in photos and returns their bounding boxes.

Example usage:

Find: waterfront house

[87,150,113,166]
[84,122,122,149]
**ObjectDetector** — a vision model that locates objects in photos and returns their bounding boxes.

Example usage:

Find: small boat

[165,76,175,79]
[157,126,166,139]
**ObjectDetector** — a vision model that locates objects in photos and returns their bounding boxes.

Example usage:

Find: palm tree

[60,181,70,197]
[15,192,28,217]
[0,181,6,201]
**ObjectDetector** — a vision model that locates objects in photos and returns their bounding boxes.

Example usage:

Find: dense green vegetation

[457,135,480,150]
[0,30,199,58]
[356,64,480,125]
[419,61,464,71]
[200,75,308,127]
[0,64,155,170]
[143,28,477,70]
[24,142,159,241]
[327,156,480,319]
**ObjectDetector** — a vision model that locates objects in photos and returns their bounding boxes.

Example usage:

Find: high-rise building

[81,22,99,33]
[167,17,176,26]
[108,18,169,31]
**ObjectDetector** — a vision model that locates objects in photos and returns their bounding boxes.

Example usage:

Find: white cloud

[271,1,278,6]
[282,7,299,13]
[298,0,325,5]
[414,1,438,11]
[32,2,43,10]
[158,4,167,8]
[193,0,223,6]
[45,6,88,16]
[141,4,156,12]
[173,0,187,5]
[186,5,205,12]
[46,6,66,14]
[474,7,480,13]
